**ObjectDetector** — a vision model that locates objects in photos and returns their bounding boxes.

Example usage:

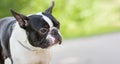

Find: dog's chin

[40,38,61,49]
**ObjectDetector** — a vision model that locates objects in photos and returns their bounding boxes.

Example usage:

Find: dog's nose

[51,29,62,44]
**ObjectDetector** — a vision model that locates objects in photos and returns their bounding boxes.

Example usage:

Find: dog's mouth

[37,39,50,48]
[38,29,62,48]
[39,37,62,48]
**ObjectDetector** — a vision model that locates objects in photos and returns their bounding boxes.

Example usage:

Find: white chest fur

[9,23,50,64]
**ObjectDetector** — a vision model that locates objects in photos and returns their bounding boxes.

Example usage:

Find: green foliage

[0,0,120,39]
[0,0,29,17]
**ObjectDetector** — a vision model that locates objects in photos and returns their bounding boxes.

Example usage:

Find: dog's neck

[9,22,51,64]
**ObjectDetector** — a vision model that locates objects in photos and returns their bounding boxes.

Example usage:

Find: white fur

[5,58,11,64]
[10,23,50,64]
[36,12,53,30]
[46,34,55,45]
[46,27,60,44]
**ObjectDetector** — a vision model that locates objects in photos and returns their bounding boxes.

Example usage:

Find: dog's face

[10,1,62,48]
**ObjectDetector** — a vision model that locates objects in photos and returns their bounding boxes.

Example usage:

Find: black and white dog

[0,1,62,64]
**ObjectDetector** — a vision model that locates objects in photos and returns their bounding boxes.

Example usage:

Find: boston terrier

[0,1,62,64]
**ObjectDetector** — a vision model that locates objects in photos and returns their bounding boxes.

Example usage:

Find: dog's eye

[39,28,48,34]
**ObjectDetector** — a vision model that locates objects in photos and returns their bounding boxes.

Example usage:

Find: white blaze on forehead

[36,12,53,30]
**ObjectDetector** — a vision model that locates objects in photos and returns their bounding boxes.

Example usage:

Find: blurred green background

[0,0,120,39]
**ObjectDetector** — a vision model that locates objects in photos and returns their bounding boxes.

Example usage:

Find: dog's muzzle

[46,28,62,46]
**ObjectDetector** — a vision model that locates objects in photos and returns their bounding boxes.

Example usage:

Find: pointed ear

[45,1,54,14]
[10,9,28,28]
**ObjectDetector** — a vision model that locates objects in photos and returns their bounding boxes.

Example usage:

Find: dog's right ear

[10,9,28,28]
[45,1,54,14]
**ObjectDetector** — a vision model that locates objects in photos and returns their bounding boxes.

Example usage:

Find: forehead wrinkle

[35,12,53,30]
[42,13,60,29]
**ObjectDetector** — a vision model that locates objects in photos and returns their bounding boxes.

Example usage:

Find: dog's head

[10,1,62,49]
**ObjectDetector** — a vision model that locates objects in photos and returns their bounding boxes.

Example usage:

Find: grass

[61,21,120,39]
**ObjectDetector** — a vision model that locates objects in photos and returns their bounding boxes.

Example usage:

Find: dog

[0,1,62,64]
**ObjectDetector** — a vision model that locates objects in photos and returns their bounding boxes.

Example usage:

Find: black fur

[0,1,62,63]
[0,17,15,64]
[42,13,60,29]
[26,15,51,48]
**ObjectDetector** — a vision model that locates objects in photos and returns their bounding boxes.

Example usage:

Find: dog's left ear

[45,1,54,14]
[10,9,28,28]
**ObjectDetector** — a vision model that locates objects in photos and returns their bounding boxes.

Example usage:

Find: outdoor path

[51,32,120,64]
